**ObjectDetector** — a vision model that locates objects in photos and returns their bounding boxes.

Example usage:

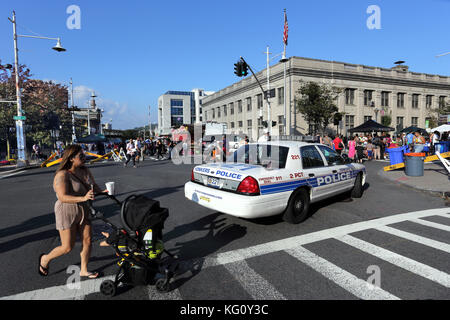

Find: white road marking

[223,260,286,300]
[375,225,450,253]
[336,235,450,288]
[1,208,448,300]
[205,208,450,267]
[411,218,450,232]
[285,245,400,300]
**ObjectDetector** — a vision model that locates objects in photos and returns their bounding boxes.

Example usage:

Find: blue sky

[1,0,450,129]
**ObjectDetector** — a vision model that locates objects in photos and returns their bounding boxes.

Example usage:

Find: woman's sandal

[38,253,49,277]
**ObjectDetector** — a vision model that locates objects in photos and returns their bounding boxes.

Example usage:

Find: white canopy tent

[430,124,450,133]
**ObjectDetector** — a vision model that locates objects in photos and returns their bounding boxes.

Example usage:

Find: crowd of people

[319,130,449,163]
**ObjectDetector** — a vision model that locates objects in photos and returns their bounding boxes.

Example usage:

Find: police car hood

[193,163,270,182]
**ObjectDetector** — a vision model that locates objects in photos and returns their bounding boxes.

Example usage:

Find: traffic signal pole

[239,56,272,134]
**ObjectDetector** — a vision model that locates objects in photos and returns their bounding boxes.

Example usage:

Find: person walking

[372,134,381,160]
[348,136,357,162]
[124,139,137,168]
[333,135,344,155]
[38,145,107,278]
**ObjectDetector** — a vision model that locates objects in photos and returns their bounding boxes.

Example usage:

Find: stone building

[200,56,450,141]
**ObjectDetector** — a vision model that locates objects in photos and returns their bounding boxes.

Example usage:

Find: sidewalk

[378,160,449,199]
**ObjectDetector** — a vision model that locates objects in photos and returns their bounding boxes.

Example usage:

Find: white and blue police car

[184,141,366,224]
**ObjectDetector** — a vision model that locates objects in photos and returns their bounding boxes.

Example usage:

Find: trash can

[386,145,407,165]
[404,153,425,177]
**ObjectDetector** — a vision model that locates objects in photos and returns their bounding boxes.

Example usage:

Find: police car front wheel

[350,173,364,198]
[283,188,310,224]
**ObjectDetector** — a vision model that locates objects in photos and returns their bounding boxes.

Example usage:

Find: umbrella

[348,119,394,133]
[75,134,107,143]
[399,126,428,135]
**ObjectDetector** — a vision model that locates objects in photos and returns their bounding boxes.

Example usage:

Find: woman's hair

[56,144,83,173]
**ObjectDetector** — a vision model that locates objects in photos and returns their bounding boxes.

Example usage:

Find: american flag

[283,10,288,46]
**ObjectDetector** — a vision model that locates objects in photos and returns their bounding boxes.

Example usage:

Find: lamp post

[8,11,66,166]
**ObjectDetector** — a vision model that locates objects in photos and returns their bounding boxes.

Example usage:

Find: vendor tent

[399,126,428,135]
[431,124,450,134]
[348,120,394,133]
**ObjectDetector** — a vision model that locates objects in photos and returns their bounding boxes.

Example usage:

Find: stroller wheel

[100,280,116,297]
[155,278,170,293]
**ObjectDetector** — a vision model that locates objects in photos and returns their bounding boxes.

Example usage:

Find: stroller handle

[86,193,122,231]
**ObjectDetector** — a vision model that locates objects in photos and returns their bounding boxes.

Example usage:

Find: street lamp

[8,11,66,167]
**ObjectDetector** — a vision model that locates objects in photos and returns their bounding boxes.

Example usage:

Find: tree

[295,81,342,135]
[381,115,392,127]
[428,101,450,129]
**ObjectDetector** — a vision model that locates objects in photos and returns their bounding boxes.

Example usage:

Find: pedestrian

[355,140,365,163]
[124,139,137,168]
[430,131,440,154]
[333,135,344,155]
[322,133,333,148]
[372,134,381,160]
[156,140,163,160]
[221,134,228,162]
[412,131,426,153]
[366,140,374,160]
[38,145,107,278]
[348,136,356,162]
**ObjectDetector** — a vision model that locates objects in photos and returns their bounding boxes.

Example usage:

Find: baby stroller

[89,193,179,297]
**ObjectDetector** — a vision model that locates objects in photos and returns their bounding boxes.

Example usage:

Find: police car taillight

[237,176,260,195]
[191,169,195,182]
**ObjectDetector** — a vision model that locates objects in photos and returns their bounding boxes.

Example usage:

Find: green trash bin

[404,153,425,177]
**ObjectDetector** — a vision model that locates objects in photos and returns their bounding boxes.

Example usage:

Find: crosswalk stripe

[375,225,450,253]
[336,235,450,288]
[285,246,400,300]
[410,218,450,232]
[223,260,287,300]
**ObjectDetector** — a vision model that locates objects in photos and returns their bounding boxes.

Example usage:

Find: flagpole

[281,9,288,136]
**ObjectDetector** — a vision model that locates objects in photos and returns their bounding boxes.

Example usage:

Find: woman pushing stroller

[38,144,107,279]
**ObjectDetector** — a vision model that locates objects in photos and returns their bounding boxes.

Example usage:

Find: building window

[396,116,404,131]
[212,109,215,119]
[247,119,252,129]
[345,115,355,130]
[412,94,419,109]
[411,117,418,127]
[204,111,207,121]
[345,89,355,105]
[426,95,433,109]
[278,87,284,105]
[381,91,389,107]
[230,103,234,115]
[278,115,284,135]
[238,121,243,128]
[257,94,263,109]
[364,116,372,122]
[223,105,227,116]
[364,90,373,106]
[171,116,183,127]
[217,107,221,118]
[397,93,405,108]
[170,107,183,115]
[439,96,446,108]
[246,97,252,111]
[238,100,242,113]
[170,99,183,107]
[231,122,235,128]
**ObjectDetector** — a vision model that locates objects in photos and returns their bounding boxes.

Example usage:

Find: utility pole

[148,105,151,138]
[70,78,76,142]
[266,46,272,135]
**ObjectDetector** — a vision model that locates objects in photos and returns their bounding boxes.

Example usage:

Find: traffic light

[234,61,242,77]
[271,121,277,127]
[262,120,268,128]
[241,61,248,76]
[333,113,342,126]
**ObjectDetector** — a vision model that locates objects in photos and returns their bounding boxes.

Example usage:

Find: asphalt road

[0,158,449,300]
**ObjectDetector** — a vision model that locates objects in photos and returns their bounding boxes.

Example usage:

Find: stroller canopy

[121,195,169,234]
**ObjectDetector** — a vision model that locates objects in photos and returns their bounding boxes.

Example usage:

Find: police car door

[299,145,334,201]
[317,145,354,193]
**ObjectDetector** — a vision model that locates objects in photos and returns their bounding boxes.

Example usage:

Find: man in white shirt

[124,139,137,168]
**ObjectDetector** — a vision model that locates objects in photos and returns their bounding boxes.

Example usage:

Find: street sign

[13,115,26,121]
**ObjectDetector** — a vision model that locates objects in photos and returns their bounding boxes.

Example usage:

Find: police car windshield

[227,144,289,169]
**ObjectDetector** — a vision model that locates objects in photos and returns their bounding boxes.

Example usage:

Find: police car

[184,141,366,224]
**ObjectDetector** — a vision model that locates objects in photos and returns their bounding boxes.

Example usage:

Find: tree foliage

[295,81,342,134]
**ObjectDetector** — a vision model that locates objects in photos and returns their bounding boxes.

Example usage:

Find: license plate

[207,177,220,187]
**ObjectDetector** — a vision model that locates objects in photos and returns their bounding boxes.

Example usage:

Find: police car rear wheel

[350,173,363,198]
[283,188,310,224]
